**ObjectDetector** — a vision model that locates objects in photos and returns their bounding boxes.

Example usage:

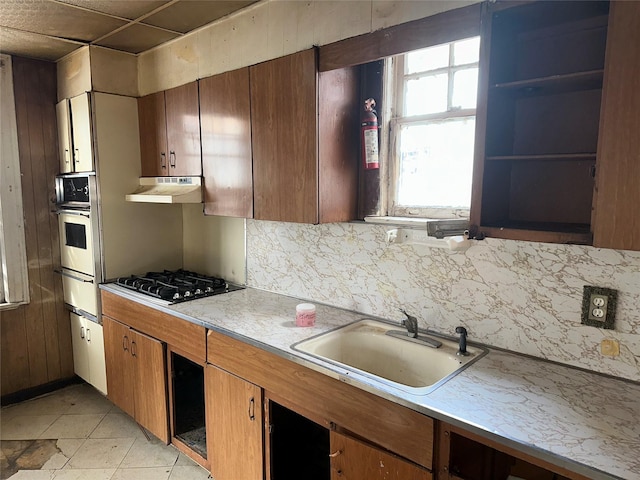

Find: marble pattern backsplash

[246,220,640,382]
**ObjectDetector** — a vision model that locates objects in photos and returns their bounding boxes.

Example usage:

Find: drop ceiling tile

[0,0,127,42]
[55,0,172,21]
[0,27,82,61]
[142,0,258,34]
[94,23,180,54]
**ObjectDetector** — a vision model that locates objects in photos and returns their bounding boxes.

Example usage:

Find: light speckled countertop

[101,284,640,480]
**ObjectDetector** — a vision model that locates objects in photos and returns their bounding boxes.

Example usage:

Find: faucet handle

[400,309,419,338]
[455,326,469,356]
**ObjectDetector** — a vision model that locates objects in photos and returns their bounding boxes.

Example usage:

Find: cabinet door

[70,93,94,172]
[85,322,107,395]
[56,99,73,173]
[330,431,432,480]
[138,91,168,177]
[132,330,169,443]
[250,48,319,223]
[70,313,90,383]
[206,365,263,480]
[103,316,135,417]
[593,1,640,251]
[200,68,253,218]
[165,81,201,176]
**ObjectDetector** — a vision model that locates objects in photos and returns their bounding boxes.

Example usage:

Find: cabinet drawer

[207,330,434,469]
[102,290,206,362]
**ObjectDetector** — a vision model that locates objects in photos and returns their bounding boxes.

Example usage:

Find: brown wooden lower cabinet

[103,316,169,443]
[330,431,432,480]
[205,364,263,480]
[437,423,590,480]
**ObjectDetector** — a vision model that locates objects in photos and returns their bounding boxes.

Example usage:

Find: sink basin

[292,319,487,395]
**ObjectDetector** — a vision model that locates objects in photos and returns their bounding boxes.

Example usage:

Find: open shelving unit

[471,1,610,244]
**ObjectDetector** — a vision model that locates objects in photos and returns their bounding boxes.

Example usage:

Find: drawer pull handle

[80,326,85,339]
[161,152,166,169]
[123,335,129,352]
[86,328,91,343]
[131,340,137,358]
[329,450,342,458]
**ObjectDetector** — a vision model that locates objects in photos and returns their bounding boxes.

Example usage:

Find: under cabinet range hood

[125,177,203,203]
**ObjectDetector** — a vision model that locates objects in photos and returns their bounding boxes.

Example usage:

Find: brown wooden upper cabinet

[471,0,639,250]
[470,1,610,245]
[199,68,253,218]
[138,81,201,177]
[592,1,640,251]
[249,48,360,224]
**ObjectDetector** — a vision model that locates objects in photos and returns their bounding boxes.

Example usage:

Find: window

[0,54,29,308]
[387,36,480,219]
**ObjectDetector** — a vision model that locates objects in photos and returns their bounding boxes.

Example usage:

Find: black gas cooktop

[115,269,242,303]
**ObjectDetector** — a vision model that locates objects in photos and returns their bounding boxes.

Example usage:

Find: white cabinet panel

[71,313,90,383]
[56,99,73,173]
[70,312,108,395]
[86,322,107,395]
[70,93,94,172]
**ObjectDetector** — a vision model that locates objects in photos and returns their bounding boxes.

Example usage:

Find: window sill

[0,301,27,312]
[364,216,469,237]
[361,217,474,251]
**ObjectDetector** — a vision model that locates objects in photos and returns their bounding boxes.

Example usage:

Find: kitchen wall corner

[89,47,138,98]
[182,205,246,285]
[56,46,91,101]
[246,220,640,382]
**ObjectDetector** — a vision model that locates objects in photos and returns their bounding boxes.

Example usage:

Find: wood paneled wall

[1,57,74,397]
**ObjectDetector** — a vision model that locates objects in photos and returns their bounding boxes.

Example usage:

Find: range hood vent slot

[125,177,203,204]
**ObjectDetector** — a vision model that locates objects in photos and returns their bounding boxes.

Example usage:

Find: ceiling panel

[0,27,81,62]
[0,0,127,42]
[142,0,258,34]
[55,0,172,21]
[0,0,261,62]
[95,23,180,54]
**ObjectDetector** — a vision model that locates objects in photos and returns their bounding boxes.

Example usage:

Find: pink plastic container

[295,303,316,327]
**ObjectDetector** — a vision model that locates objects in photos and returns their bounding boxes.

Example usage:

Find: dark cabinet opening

[473,0,610,243]
[171,353,206,458]
[269,401,329,480]
[447,430,572,480]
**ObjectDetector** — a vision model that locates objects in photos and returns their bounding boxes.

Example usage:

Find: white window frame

[0,54,29,309]
[385,37,480,220]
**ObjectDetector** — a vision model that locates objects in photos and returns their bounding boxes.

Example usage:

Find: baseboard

[0,376,82,407]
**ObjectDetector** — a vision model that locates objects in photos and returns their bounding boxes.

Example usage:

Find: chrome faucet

[400,309,419,338]
[455,326,470,356]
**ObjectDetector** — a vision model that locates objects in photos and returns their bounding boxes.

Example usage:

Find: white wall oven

[55,173,100,317]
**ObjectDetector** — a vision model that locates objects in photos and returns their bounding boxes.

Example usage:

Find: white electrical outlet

[582,286,617,329]
[588,293,609,321]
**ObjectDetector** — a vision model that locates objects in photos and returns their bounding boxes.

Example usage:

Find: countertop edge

[98,283,626,480]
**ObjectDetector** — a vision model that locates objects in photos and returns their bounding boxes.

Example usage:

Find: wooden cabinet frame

[436,422,592,480]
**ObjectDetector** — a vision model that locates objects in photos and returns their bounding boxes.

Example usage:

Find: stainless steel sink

[292,319,487,395]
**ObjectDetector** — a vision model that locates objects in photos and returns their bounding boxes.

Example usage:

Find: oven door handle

[54,209,90,218]
[54,269,94,283]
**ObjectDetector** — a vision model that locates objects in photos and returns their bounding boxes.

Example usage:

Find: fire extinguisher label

[363,127,379,169]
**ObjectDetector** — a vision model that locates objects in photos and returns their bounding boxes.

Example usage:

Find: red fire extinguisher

[361,98,379,170]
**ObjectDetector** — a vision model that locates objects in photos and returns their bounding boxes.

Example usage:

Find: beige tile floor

[0,384,211,480]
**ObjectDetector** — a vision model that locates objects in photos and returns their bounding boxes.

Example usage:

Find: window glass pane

[405,74,448,116]
[397,117,475,208]
[452,68,479,109]
[406,44,449,74]
[453,37,480,65]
